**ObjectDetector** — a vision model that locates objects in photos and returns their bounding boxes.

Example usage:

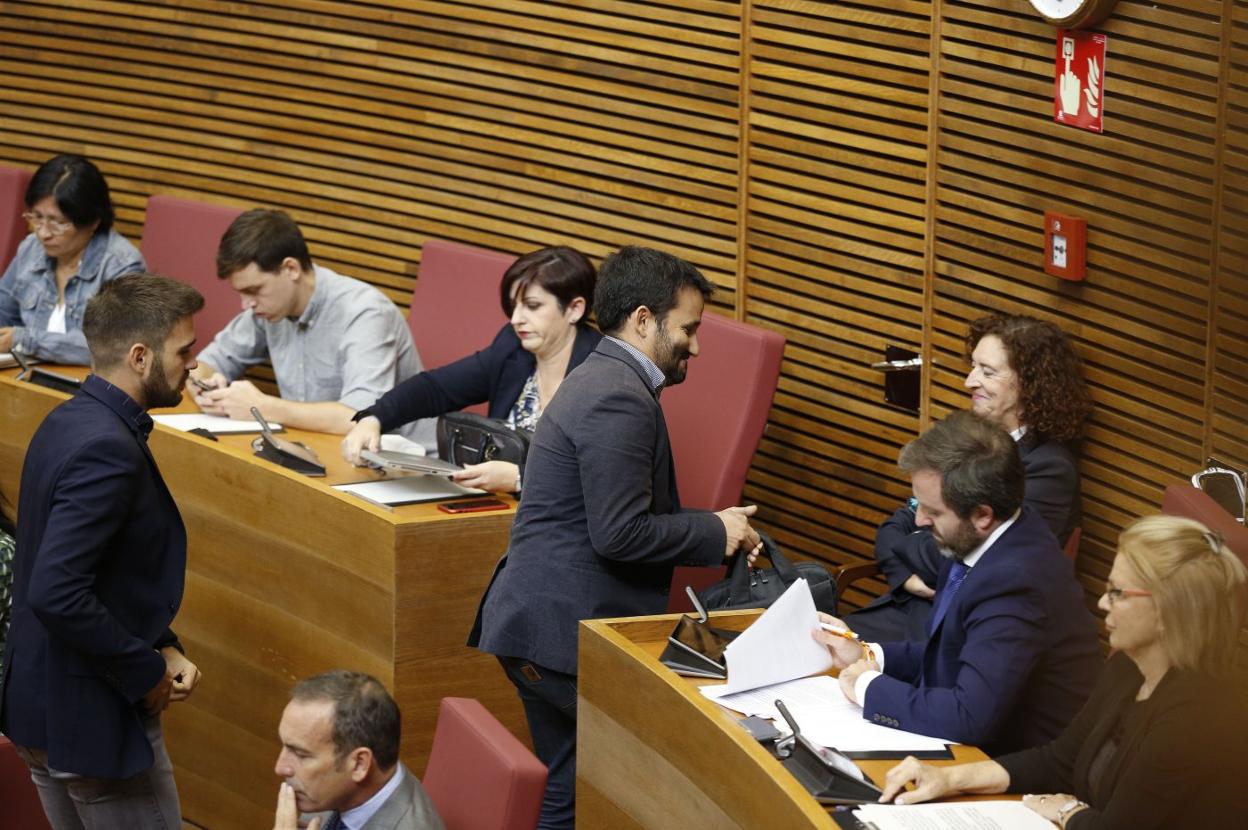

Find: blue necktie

[322,813,343,830]
[927,561,970,635]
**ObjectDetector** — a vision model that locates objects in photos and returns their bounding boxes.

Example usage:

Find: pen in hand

[820,622,875,663]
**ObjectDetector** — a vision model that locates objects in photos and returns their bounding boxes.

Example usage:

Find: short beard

[938,517,985,562]
[654,321,690,386]
[143,351,183,410]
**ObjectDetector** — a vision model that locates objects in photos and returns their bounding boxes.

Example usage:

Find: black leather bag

[697,532,837,614]
[436,412,533,471]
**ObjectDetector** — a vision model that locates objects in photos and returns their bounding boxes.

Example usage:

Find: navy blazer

[476,339,725,675]
[0,376,186,778]
[849,431,1081,639]
[864,507,1101,755]
[366,323,602,432]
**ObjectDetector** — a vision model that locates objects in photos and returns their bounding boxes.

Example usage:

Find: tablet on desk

[360,449,463,477]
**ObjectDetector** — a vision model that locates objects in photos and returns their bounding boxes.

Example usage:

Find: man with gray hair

[816,411,1100,755]
[273,671,444,830]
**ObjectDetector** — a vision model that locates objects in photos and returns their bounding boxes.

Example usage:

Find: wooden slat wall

[0,0,743,308]
[929,0,1230,604]
[740,0,932,602]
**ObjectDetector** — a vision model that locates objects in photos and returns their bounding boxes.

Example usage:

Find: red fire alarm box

[1043,212,1087,281]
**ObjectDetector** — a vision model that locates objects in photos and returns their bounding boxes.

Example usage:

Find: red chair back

[423,697,546,830]
[0,165,32,272]
[0,735,53,830]
[662,312,785,511]
[411,239,514,371]
[141,195,244,347]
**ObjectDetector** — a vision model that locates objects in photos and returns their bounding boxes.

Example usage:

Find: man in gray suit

[272,671,444,830]
[475,245,763,829]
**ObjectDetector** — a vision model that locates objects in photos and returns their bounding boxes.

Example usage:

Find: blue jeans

[13,717,181,830]
[497,656,577,830]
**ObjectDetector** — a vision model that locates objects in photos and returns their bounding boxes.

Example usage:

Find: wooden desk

[578,611,990,830]
[0,372,525,828]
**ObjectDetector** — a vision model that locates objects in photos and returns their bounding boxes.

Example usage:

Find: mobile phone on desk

[437,497,509,514]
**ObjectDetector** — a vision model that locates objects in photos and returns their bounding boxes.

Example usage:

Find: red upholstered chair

[0,165,32,271]
[410,239,514,372]
[422,697,546,830]
[0,735,53,830]
[663,313,785,612]
[141,195,244,347]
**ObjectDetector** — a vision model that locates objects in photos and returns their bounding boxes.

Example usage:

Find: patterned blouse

[508,371,542,432]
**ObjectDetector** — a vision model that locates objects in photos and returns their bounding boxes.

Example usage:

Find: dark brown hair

[498,246,596,318]
[216,208,313,278]
[290,671,400,769]
[899,411,1025,521]
[966,314,1092,443]
[83,273,203,370]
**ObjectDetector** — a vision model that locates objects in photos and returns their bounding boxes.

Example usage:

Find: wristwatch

[1057,799,1088,826]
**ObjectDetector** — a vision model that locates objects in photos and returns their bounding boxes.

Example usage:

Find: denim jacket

[0,230,145,364]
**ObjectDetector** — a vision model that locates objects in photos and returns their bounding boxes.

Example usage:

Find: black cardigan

[365,323,602,432]
[997,651,1248,829]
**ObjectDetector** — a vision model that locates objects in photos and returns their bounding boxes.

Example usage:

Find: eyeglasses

[22,211,75,234]
[1103,584,1153,604]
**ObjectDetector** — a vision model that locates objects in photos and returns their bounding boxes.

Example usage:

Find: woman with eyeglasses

[0,155,144,365]
[876,514,1248,828]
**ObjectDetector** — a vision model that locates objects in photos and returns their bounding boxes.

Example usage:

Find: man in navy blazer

[0,274,205,829]
[818,412,1100,756]
[475,246,763,829]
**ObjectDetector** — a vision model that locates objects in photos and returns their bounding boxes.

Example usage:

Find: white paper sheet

[0,352,18,368]
[715,578,834,693]
[333,476,484,506]
[701,675,952,754]
[853,801,1054,830]
[153,413,282,434]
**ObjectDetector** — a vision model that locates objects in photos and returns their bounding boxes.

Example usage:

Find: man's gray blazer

[477,338,726,675]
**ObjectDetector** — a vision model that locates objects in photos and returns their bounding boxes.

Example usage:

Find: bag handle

[726,531,800,605]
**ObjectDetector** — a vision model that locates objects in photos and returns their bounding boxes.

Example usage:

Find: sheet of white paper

[333,476,484,506]
[719,578,834,693]
[853,801,1054,830]
[0,352,18,368]
[152,413,282,434]
[379,433,428,455]
[701,675,952,754]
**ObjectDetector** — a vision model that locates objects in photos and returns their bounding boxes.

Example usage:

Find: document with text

[850,801,1053,830]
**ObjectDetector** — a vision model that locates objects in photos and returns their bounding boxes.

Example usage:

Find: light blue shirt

[337,763,407,830]
[196,264,437,449]
[604,335,666,395]
[0,230,145,364]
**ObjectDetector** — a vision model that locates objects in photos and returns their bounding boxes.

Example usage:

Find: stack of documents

[846,801,1055,829]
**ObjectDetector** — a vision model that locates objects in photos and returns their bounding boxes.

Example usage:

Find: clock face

[1027,0,1118,28]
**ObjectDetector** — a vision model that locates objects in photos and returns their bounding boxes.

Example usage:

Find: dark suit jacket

[476,338,725,675]
[0,376,186,778]
[999,653,1248,829]
[864,507,1100,755]
[366,323,602,431]
[851,431,1080,637]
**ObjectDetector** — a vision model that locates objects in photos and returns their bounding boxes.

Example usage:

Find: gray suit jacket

[476,338,726,675]
[323,767,445,830]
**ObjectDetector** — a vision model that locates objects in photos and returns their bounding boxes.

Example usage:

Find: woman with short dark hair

[878,514,1248,829]
[342,246,601,493]
[0,155,144,364]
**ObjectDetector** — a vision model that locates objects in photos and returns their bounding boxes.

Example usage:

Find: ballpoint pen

[820,622,875,663]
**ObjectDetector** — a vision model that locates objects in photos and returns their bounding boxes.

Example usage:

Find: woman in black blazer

[876,514,1248,829]
[342,246,600,492]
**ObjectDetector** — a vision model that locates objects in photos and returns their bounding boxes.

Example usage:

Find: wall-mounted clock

[1027,0,1118,29]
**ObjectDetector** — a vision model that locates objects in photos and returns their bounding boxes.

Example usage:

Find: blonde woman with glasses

[0,154,144,365]
[877,514,1247,829]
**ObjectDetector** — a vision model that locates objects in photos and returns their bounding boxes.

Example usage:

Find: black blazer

[476,338,725,675]
[0,376,186,778]
[999,652,1248,829]
[366,323,602,431]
